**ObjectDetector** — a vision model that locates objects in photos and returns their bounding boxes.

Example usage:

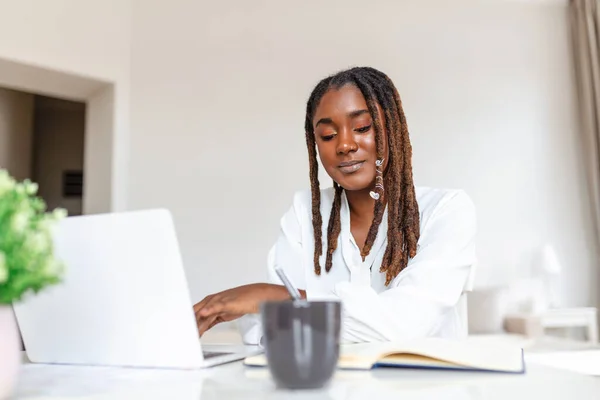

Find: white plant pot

[0,305,20,399]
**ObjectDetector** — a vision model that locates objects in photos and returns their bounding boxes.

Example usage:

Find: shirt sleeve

[238,192,306,345]
[332,190,477,343]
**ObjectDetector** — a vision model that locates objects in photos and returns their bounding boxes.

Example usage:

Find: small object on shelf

[504,307,598,344]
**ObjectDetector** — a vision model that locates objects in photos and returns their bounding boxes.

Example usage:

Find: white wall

[129,0,596,308]
[0,0,131,212]
[84,85,116,215]
[1,0,592,309]
[0,87,33,181]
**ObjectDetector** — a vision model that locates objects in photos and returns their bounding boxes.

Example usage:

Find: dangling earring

[369,158,384,200]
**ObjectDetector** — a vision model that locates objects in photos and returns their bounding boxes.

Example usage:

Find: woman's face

[312,84,389,192]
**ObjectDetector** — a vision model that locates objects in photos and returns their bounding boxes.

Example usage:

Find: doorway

[0,89,86,216]
[0,56,117,215]
[32,95,86,216]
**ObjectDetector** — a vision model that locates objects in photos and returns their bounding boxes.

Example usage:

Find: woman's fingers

[194,284,269,322]
[193,294,214,315]
[195,296,235,335]
[198,315,219,336]
[199,298,229,317]
[207,317,223,332]
[201,313,243,335]
[194,299,212,326]
[194,293,232,317]
[194,284,269,335]
[194,294,233,336]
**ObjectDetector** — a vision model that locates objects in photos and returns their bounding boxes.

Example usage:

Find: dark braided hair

[304,66,420,285]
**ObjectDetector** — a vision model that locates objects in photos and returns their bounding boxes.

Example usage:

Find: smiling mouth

[338,160,365,174]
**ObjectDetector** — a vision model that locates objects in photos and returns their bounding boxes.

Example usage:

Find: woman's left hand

[193,283,291,336]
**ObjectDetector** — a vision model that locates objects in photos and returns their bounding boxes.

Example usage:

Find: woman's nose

[336,130,358,154]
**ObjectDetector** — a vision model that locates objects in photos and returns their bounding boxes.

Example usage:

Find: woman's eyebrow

[315,117,333,128]
[348,109,370,118]
[315,109,370,128]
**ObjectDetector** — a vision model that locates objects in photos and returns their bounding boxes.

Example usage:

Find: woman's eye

[355,125,372,133]
[320,132,336,141]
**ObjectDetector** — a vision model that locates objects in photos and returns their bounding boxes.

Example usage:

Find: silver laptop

[12,209,261,368]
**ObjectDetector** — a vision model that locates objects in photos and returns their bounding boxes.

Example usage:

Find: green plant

[0,169,66,304]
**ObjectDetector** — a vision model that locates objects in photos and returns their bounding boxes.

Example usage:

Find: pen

[274,267,302,301]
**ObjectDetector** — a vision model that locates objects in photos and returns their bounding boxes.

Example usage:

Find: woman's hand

[193,283,300,336]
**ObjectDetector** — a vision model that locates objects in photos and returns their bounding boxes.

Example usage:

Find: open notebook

[244,338,525,374]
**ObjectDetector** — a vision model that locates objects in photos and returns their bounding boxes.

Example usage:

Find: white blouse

[238,186,477,344]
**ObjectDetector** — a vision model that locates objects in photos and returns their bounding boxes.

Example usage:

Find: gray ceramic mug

[260,300,341,389]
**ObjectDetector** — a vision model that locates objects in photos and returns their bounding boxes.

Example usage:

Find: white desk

[525,350,600,376]
[12,353,600,400]
[11,328,600,399]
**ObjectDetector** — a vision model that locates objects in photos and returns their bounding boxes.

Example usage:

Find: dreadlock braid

[384,72,420,282]
[351,73,387,259]
[325,182,343,272]
[304,66,420,285]
[358,71,402,278]
[304,77,335,275]
[304,107,323,275]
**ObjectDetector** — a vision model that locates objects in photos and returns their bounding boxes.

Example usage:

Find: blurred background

[0,0,597,343]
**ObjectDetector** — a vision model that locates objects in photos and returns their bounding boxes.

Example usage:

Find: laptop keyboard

[203,351,230,359]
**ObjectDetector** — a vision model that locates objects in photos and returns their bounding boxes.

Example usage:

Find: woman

[194,66,476,344]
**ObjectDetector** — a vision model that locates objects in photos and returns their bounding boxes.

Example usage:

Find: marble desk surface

[11,329,600,400]
[13,357,600,400]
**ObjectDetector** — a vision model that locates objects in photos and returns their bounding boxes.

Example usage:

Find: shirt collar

[339,190,389,270]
